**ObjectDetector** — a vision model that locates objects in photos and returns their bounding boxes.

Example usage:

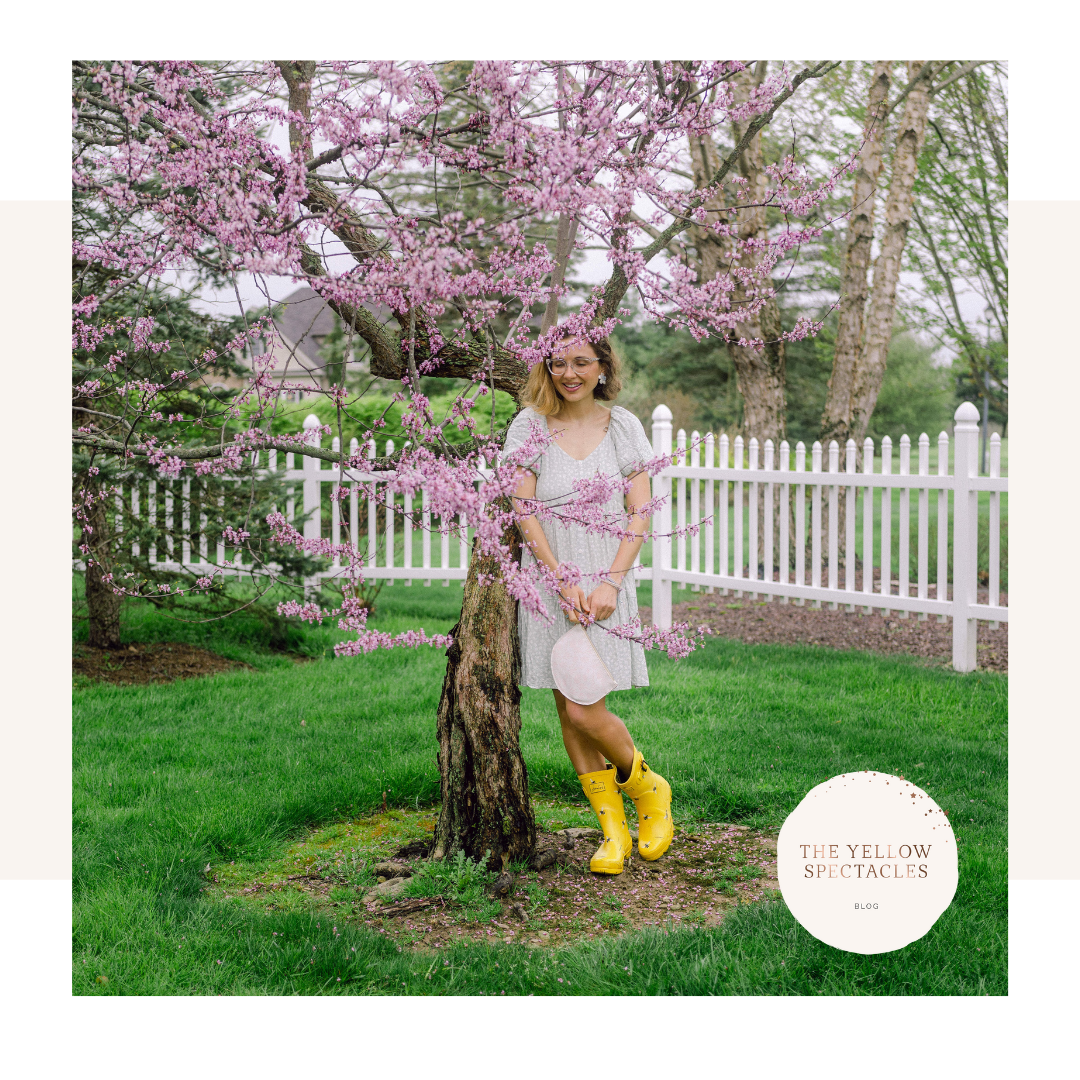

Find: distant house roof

[270,286,395,372]
[273,286,338,367]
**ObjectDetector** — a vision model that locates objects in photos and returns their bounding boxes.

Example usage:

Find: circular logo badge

[777,771,958,954]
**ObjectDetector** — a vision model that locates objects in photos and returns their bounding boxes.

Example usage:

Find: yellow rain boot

[616,748,673,861]
[578,765,634,875]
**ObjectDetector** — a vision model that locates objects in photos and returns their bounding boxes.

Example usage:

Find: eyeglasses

[546,357,599,376]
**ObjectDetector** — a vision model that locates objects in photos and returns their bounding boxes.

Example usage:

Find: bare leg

[552,689,635,777]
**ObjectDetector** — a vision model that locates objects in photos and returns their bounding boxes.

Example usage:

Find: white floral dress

[500,404,654,692]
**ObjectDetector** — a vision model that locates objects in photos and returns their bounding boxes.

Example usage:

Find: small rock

[531,850,557,871]
[556,827,601,840]
[537,930,550,939]
[490,872,514,897]
[373,861,412,879]
[363,876,409,901]
[510,902,527,921]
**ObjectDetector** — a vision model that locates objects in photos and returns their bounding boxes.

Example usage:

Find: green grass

[73,584,1006,995]
[71,572,467,672]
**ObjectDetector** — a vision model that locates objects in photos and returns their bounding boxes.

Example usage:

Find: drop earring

[598,374,607,384]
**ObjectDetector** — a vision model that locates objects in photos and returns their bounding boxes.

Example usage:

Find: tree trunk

[433,496,536,867]
[819,62,892,570]
[84,486,122,648]
[690,63,788,451]
[726,63,787,449]
[850,62,932,444]
[691,64,787,577]
[818,62,929,582]
[820,61,893,447]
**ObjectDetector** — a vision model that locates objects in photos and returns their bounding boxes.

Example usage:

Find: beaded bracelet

[601,575,625,591]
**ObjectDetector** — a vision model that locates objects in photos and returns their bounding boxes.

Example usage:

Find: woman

[501,332,673,875]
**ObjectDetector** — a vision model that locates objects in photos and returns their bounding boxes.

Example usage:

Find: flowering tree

[72,60,849,864]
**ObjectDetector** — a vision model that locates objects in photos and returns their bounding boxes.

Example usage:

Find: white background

[1,4,1075,1076]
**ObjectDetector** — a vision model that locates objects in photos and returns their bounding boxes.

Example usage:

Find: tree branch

[930,61,989,96]
[597,61,840,322]
[882,61,941,119]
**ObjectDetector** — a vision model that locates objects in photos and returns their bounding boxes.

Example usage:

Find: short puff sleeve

[608,405,655,478]
[500,407,546,478]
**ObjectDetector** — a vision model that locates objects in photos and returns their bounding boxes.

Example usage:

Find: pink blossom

[71,60,849,662]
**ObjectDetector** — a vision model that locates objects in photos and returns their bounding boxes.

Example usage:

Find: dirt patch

[218,813,778,952]
[73,642,252,685]
[371,827,776,951]
[642,583,1007,673]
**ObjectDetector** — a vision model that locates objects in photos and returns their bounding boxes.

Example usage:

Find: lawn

[72,582,1006,995]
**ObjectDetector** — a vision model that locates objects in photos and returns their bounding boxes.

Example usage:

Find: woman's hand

[559,585,589,624]
[585,581,619,623]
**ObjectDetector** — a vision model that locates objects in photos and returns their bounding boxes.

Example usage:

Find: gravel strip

[641,586,1007,672]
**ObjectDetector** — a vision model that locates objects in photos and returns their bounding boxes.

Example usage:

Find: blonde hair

[521,333,624,417]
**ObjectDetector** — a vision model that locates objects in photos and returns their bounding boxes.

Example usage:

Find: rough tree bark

[433,498,536,868]
[83,485,122,648]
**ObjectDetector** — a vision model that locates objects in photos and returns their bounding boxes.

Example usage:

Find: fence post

[676,427,687,590]
[989,432,1001,629]
[331,436,341,567]
[651,404,673,628]
[749,437,759,596]
[302,413,322,595]
[952,401,981,671]
[763,439,774,597]
[385,438,396,585]
[844,439,857,610]
[704,432,715,589]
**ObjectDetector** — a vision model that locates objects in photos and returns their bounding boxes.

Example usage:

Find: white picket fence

[108,414,483,589]
[98,402,1006,672]
[647,401,1007,672]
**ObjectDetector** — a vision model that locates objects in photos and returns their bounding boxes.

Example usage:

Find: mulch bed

[73,642,252,685]
[245,826,778,951]
[641,585,1008,673]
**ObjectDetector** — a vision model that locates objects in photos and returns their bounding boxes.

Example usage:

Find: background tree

[821,61,933,447]
[686,61,790,448]
[811,61,1005,577]
[72,283,325,649]
[903,63,1008,442]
